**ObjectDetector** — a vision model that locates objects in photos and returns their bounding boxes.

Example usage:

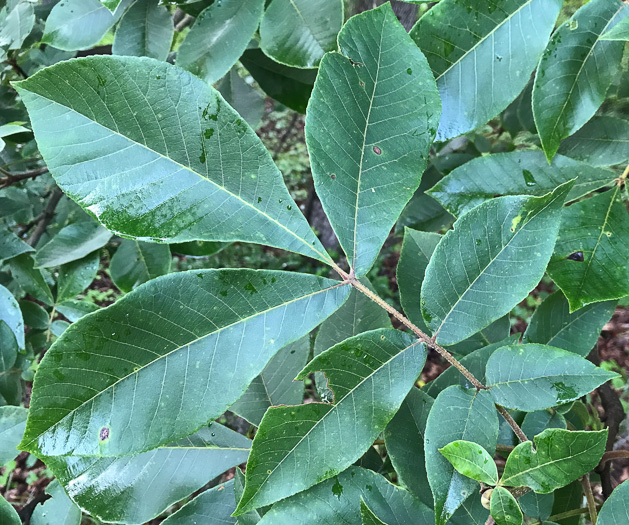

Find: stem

[531,506,594,525]
[29,188,63,248]
[582,475,598,524]
[496,405,528,443]
[0,167,49,189]
[600,450,629,463]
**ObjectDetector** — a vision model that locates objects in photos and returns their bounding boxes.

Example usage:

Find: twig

[273,113,299,161]
[6,57,27,79]
[175,13,195,32]
[600,449,629,463]
[0,167,49,189]
[28,188,63,248]
[530,506,595,525]
[496,406,528,443]
[581,475,598,524]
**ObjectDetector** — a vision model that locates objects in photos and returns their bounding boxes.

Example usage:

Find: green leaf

[162,480,237,525]
[0,405,27,466]
[0,321,18,375]
[550,481,581,525]
[411,0,561,141]
[16,56,332,265]
[7,254,54,306]
[47,423,250,524]
[533,0,629,161]
[447,317,511,357]
[0,284,24,351]
[31,479,81,525]
[427,151,615,218]
[230,335,309,426]
[0,495,20,525]
[421,182,572,346]
[523,291,616,356]
[176,0,265,84]
[547,186,629,311]
[0,228,33,263]
[360,499,388,525]
[306,3,440,277]
[259,0,342,68]
[521,410,566,440]
[42,0,115,51]
[236,329,426,514]
[558,116,629,167]
[55,300,99,323]
[100,0,123,11]
[234,468,263,525]
[601,15,629,40]
[21,269,349,458]
[56,251,100,303]
[0,1,34,50]
[598,478,629,525]
[397,229,440,331]
[112,0,174,61]
[486,344,617,411]
[440,441,498,485]
[20,300,49,330]
[217,68,265,130]
[255,467,433,524]
[425,386,499,525]
[34,222,111,268]
[109,239,171,293]
[240,49,316,114]
[500,428,607,492]
[518,491,554,521]
[170,240,229,257]
[384,387,434,507]
[490,486,523,525]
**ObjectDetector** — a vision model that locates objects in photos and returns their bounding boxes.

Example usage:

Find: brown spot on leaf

[373,146,382,155]
[100,427,110,441]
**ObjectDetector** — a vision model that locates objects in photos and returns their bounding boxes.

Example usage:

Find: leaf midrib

[23,280,348,452]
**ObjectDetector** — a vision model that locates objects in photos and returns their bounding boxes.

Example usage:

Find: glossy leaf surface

[490,486,523,525]
[31,480,81,525]
[421,183,571,345]
[411,0,561,141]
[21,269,349,458]
[34,221,111,268]
[306,3,440,276]
[425,386,499,525]
[112,0,174,61]
[598,478,629,525]
[0,284,24,350]
[361,500,388,525]
[56,251,100,303]
[524,291,616,356]
[260,0,342,69]
[237,329,426,514]
[16,56,332,264]
[440,441,498,485]
[109,239,171,293]
[162,481,236,525]
[558,116,629,167]
[547,186,629,311]
[500,429,607,493]
[428,151,615,218]
[176,0,264,84]
[533,0,629,160]
[257,467,432,525]
[486,344,617,411]
[48,423,250,524]
[0,405,27,465]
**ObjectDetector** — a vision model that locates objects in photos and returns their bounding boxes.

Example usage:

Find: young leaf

[239,49,316,114]
[360,499,388,525]
[259,0,343,68]
[421,182,572,346]
[523,291,616,356]
[112,0,174,61]
[500,428,608,492]
[411,0,562,141]
[254,467,433,524]
[21,269,349,459]
[0,406,27,466]
[601,15,629,40]
[56,251,100,303]
[217,68,265,130]
[533,0,629,161]
[439,440,498,485]
[176,0,264,84]
[428,151,615,218]
[161,480,237,525]
[47,423,250,524]
[547,186,629,311]
[109,239,171,293]
[15,56,332,264]
[230,336,309,426]
[384,387,434,507]
[425,386,499,525]
[397,229,441,331]
[236,329,426,514]
[34,221,111,268]
[486,344,617,411]
[31,479,81,525]
[42,0,115,51]
[558,116,629,167]
[306,3,440,277]
[597,478,629,525]
[490,486,523,525]
[0,284,24,351]
[7,254,54,306]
